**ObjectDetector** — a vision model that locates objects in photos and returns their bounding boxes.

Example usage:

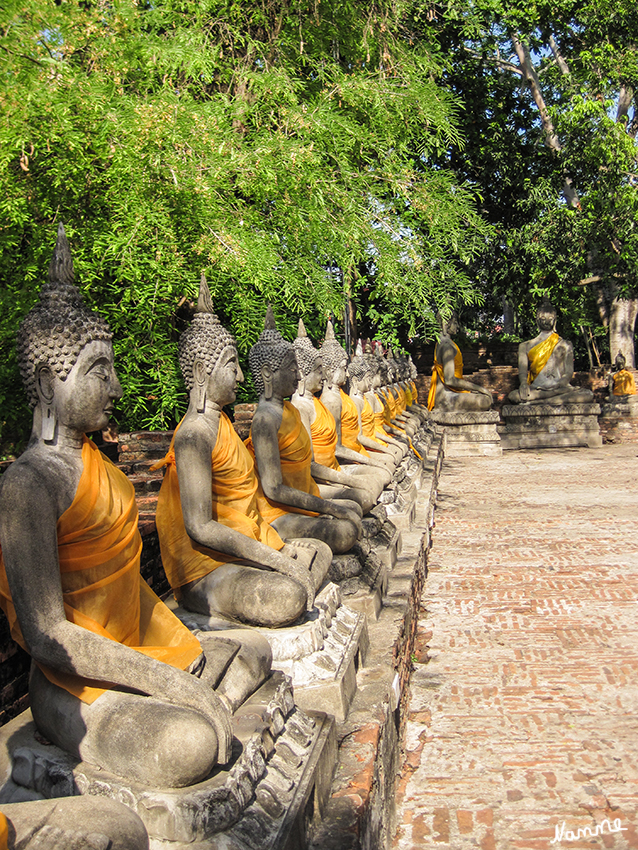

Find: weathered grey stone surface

[429,410,502,457]
[601,399,638,417]
[501,402,602,449]
[429,410,500,426]
[0,673,337,849]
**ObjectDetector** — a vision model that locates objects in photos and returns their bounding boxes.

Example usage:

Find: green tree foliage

[0,0,491,449]
[429,0,638,364]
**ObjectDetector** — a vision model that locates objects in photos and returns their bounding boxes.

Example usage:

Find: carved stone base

[169,585,368,722]
[429,410,502,457]
[601,398,638,417]
[0,673,336,849]
[500,403,602,450]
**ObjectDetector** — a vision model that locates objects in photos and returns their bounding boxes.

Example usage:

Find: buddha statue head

[178,274,240,411]
[320,320,347,388]
[536,299,557,333]
[249,306,298,400]
[614,351,627,372]
[293,319,323,395]
[347,340,371,394]
[16,223,118,443]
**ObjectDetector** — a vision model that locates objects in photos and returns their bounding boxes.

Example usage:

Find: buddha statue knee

[154,278,329,623]
[0,226,267,791]
[427,315,493,412]
[244,309,361,556]
[508,301,593,405]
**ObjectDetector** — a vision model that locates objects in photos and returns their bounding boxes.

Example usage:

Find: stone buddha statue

[361,343,407,463]
[428,315,493,411]
[0,226,271,796]
[319,322,392,488]
[347,343,398,470]
[291,321,385,513]
[508,301,593,405]
[245,307,362,554]
[608,352,637,403]
[155,276,330,624]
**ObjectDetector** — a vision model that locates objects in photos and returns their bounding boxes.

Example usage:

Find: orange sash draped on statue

[154,412,285,596]
[362,397,389,447]
[613,369,637,396]
[427,341,468,411]
[0,439,202,704]
[410,380,418,402]
[245,401,320,523]
[311,397,342,470]
[339,389,369,455]
[527,332,560,384]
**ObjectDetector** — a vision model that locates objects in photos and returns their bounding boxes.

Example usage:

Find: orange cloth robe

[245,401,320,524]
[410,380,419,403]
[613,369,637,396]
[361,396,389,447]
[427,341,468,411]
[154,412,285,596]
[339,389,369,456]
[527,333,560,384]
[311,397,342,470]
[0,439,202,704]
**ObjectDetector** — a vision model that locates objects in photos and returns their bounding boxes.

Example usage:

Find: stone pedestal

[501,403,602,450]
[169,585,368,722]
[599,398,638,444]
[429,410,502,457]
[0,673,337,850]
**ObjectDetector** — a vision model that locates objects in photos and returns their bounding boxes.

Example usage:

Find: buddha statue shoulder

[508,301,593,405]
[428,315,493,412]
[154,276,328,623]
[245,308,361,554]
[0,227,271,795]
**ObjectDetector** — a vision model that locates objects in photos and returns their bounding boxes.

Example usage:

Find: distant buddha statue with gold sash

[245,307,361,555]
[508,300,593,405]
[428,314,492,412]
[0,227,271,799]
[608,352,637,400]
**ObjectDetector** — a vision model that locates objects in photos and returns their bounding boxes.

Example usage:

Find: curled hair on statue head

[293,318,320,377]
[320,319,347,372]
[178,273,236,391]
[248,305,294,396]
[17,223,112,408]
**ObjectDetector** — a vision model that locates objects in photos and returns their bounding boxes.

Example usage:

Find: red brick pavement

[395,445,638,850]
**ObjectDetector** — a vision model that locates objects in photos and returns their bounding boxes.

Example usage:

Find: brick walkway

[395,444,638,850]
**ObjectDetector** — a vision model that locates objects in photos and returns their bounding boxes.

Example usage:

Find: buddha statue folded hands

[154,278,331,627]
[0,226,272,797]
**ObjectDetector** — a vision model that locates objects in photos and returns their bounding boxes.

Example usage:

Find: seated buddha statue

[607,352,637,404]
[361,344,407,463]
[508,301,593,405]
[428,315,493,411]
[0,226,271,794]
[319,322,392,489]
[245,308,361,554]
[291,322,385,513]
[347,343,399,471]
[155,277,328,625]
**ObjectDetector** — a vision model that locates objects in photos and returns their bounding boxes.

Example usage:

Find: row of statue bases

[0,226,634,849]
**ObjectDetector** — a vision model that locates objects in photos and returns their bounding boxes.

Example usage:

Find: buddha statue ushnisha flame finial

[248,304,294,396]
[178,272,236,394]
[320,319,347,372]
[293,318,319,378]
[16,223,112,412]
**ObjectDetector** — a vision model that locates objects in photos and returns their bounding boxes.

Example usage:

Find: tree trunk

[609,297,638,368]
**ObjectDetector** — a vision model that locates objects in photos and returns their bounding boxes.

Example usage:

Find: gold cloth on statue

[339,389,369,455]
[427,341,468,411]
[0,439,202,704]
[527,332,560,384]
[613,369,637,396]
[245,401,320,523]
[154,412,284,597]
[311,397,342,470]
[362,397,385,445]
[410,380,418,402]
[0,813,7,850]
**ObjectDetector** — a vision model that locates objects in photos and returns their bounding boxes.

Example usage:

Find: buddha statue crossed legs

[245,309,361,554]
[0,226,270,796]
[155,277,329,625]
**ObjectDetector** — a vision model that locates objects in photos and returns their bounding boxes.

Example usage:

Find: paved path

[395,444,638,850]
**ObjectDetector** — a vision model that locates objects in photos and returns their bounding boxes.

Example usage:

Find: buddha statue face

[325,355,347,388]
[269,348,300,400]
[303,354,324,395]
[536,302,557,333]
[249,306,296,400]
[198,343,243,408]
[38,339,122,437]
[615,352,626,371]
[347,356,370,394]
[441,313,460,337]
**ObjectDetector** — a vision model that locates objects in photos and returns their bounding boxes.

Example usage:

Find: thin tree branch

[463,45,523,77]
[548,34,570,76]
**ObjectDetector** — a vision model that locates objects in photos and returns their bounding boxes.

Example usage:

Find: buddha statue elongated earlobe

[36,365,57,442]
[193,360,207,413]
[262,364,273,400]
[42,403,57,442]
[298,374,306,396]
